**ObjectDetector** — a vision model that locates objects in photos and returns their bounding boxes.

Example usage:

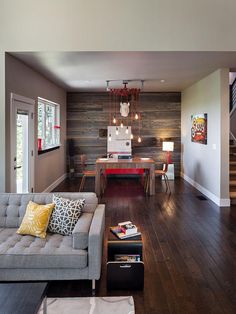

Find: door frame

[10,93,35,193]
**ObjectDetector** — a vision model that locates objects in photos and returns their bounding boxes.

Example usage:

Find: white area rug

[38,296,135,314]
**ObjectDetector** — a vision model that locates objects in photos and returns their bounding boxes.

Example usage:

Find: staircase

[230,140,236,204]
[230,77,236,204]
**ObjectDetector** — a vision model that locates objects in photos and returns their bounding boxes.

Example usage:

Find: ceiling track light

[141,80,144,90]
[105,79,145,91]
[106,80,110,91]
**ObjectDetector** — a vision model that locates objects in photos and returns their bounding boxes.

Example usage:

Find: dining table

[95,157,155,196]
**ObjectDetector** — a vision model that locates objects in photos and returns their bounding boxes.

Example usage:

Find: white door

[10,93,35,193]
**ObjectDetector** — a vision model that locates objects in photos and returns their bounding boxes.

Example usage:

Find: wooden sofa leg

[92,279,96,295]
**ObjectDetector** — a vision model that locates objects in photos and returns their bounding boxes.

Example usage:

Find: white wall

[0,0,235,192]
[5,54,67,192]
[181,69,230,206]
[1,0,236,51]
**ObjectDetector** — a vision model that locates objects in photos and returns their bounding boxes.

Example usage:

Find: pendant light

[107,80,143,142]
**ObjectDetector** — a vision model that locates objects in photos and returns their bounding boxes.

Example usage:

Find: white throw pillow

[48,195,85,235]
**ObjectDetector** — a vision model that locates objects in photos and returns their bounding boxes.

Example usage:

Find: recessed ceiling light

[160,79,165,83]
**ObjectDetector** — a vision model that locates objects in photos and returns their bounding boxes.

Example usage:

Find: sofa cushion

[17,201,55,239]
[0,228,87,269]
[72,213,93,249]
[48,195,85,236]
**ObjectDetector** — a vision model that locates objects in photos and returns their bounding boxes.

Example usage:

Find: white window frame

[37,97,61,151]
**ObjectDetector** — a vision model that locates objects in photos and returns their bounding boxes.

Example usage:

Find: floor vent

[196,195,208,201]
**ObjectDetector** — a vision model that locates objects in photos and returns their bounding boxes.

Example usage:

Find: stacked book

[110,221,141,239]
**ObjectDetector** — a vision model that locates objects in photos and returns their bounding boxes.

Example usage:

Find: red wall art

[191,113,207,145]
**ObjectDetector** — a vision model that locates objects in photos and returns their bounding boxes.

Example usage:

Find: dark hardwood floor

[48,177,236,314]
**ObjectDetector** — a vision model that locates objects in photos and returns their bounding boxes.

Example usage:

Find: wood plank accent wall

[67,92,181,175]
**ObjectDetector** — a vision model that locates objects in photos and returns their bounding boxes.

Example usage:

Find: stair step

[230,186,236,192]
[230,161,236,165]
[230,191,236,199]
[230,170,236,175]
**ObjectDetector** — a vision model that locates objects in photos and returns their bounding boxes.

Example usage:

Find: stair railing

[230,79,236,143]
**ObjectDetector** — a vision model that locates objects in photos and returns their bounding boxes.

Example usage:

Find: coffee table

[0,282,47,314]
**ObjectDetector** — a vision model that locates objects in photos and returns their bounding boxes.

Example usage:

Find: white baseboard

[42,173,67,193]
[181,172,230,207]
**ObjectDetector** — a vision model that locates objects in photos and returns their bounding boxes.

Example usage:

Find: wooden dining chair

[79,154,106,194]
[79,154,96,192]
[145,163,171,194]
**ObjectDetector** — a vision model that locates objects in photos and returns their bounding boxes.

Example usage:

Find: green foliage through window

[37,98,60,150]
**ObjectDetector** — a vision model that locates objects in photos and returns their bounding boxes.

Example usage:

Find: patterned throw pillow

[48,195,85,235]
[17,201,55,239]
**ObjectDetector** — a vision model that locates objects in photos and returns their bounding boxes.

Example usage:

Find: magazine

[114,254,141,262]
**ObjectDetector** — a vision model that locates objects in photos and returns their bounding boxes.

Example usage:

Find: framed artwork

[191,113,207,144]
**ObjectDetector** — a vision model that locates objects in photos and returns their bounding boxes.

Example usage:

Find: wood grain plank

[67,92,181,176]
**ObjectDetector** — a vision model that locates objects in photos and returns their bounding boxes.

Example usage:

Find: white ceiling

[10,52,236,92]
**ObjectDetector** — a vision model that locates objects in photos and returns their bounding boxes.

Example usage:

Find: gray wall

[181,69,229,206]
[67,92,181,175]
[0,53,5,192]
[5,54,67,192]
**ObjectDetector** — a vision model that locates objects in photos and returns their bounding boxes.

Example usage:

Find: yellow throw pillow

[17,201,55,239]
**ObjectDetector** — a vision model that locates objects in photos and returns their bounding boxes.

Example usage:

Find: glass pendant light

[125,126,129,134]
[138,136,141,143]
[130,133,134,140]
[115,127,119,135]
[112,115,116,124]
[135,113,139,120]
[108,134,112,141]
[120,121,124,128]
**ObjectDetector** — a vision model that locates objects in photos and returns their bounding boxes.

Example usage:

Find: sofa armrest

[88,204,105,280]
[72,213,93,249]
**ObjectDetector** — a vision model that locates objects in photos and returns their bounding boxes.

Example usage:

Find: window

[37,97,60,151]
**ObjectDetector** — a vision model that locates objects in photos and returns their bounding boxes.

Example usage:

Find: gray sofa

[0,192,105,290]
